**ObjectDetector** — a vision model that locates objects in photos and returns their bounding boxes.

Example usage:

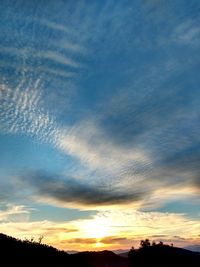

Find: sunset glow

[0,0,200,252]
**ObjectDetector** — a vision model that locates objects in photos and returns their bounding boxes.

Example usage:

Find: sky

[0,0,200,251]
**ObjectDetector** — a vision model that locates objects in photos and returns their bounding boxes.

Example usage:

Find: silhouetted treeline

[1,234,200,267]
[0,233,72,266]
[128,239,200,267]
[0,233,127,267]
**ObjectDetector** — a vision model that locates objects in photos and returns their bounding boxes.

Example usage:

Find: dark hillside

[0,233,127,267]
[0,233,72,266]
[71,250,128,267]
[1,234,200,267]
[128,240,200,267]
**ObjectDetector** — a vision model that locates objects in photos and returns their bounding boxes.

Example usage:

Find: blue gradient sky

[0,0,200,250]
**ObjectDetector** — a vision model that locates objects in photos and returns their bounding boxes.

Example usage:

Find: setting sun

[82,220,109,239]
[95,241,103,248]
[0,1,200,265]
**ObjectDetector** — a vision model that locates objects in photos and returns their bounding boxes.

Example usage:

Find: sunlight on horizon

[81,220,110,239]
[0,0,200,252]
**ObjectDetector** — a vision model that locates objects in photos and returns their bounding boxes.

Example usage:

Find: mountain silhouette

[0,233,127,267]
[128,240,200,267]
[184,245,200,253]
[1,233,200,267]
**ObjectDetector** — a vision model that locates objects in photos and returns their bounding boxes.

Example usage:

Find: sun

[95,241,103,248]
[82,219,109,239]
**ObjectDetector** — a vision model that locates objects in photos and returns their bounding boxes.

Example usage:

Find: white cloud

[0,204,32,222]
[172,20,200,44]
[37,50,81,68]
[0,204,199,250]
[78,208,200,243]
[38,19,74,36]
[1,76,199,210]
[60,121,148,167]
[0,78,59,143]
[56,39,87,54]
[0,45,82,69]
[1,1,200,213]
[0,219,78,249]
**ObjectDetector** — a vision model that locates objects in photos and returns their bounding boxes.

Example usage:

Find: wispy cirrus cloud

[0,45,82,71]
[0,204,32,222]
[171,20,200,45]
[36,50,81,68]
[38,19,73,35]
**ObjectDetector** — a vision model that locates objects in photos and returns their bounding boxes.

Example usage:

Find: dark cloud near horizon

[66,238,96,244]
[173,236,186,241]
[21,171,144,206]
[151,235,168,238]
[100,236,127,244]
[66,236,127,245]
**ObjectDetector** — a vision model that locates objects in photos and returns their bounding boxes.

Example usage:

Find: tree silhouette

[128,239,200,267]
[140,239,151,248]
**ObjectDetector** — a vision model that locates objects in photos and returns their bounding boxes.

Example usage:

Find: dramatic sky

[0,0,200,251]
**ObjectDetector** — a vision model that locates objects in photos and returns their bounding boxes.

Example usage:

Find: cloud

[0,202,80,249]
[0,0,200,213]
[0,204,31,222]
[172,20,200,45]
[1,0,200,253]
[67,238,97,244]
[57,120,150,175]
[36,50,81,68]
[151,235,168,238]
[0,45,81,73]
[1,78,200,209]
[173,235,186,241]
[81,209,200,241]
[56,39,87,54]
[0,203,199,250]
[0,219,79,249]
[0,78,58,142]
[0,58,75,80]
[66,236,127,245]
[100,236,127,244]
[19,171,144,208]
[38,19,73,35]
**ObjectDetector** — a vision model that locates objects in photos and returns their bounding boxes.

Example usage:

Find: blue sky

[0,0,200,250]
